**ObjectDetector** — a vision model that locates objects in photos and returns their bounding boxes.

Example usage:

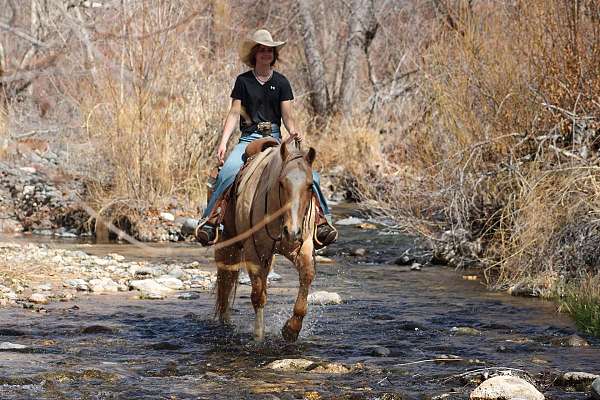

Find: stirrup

[195,219,219,246]
[314,221,338,250]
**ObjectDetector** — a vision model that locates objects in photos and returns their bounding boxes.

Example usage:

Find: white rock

[64,279,89,291]
[268,271,281,281]
[160,212,175,222]
[470,376,544,400]
[107,253,125,262]
[335,217,364,226]
[266,359,315,371]
[308,291,342,305]
[28,293,48,304]
[592,377,600,400]
[562,372,600,384]
[89,278,120,293]
[156,276,184,290]
[129,279,173,296]
[35,283,53,291]
[0,342,28,350]
[0,285,12,293]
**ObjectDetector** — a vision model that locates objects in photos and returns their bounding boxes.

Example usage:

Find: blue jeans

[203,126,331,221]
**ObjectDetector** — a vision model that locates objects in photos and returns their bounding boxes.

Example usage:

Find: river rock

[551,334,590,347]
[410,263,422,271]
[266,358,315,371]
[160,212,175,222]
[560,372,600,385]
[315,255,335,264]
[129,279,172,299]
[451,326,481,336]
[0,342,28,350]
[35,283,53,291]
[28,293,48,304]
[64,278,90,291]
[308,291,342,305]
[358,222,377,230]
[470,376,544,400]
[88,278,120,293]
[592,377,600,400]
[351,248,366,256]
[156,276,184,290]
[335,216,363,226]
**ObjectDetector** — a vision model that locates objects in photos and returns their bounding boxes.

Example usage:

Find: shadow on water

[1,207,599,399]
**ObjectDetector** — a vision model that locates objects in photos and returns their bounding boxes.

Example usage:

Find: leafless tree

[296,0,329,116]
[339,0,378,118]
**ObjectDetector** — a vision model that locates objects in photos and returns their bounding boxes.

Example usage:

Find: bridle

[251,139,314,261]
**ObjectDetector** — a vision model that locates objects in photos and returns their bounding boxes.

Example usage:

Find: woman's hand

[216,142,227,165]
[289,131,303,142]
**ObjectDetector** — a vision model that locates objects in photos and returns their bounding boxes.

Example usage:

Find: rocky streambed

[1,221,599,399]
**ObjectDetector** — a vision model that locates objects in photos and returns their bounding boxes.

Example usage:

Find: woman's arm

[216,99,241,164]
[281,100,302,141]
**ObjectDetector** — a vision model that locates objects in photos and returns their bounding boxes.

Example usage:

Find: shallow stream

[0,211,598,399]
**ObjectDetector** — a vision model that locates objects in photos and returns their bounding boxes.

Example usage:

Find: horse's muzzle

[282,225,301,243]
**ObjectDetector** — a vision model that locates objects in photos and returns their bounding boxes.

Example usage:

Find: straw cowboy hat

[239,29,286,67]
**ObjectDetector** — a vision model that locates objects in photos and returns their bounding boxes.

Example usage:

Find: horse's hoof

[281,322,299,342]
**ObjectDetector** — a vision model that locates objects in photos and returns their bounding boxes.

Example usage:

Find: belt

[257,122,273,136]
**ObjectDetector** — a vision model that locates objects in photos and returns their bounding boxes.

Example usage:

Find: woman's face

[255,45,274,66]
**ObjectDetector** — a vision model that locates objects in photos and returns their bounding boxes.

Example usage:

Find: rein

[254,139,312,258]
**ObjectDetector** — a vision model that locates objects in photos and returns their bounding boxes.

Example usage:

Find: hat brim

[239,39,286,67]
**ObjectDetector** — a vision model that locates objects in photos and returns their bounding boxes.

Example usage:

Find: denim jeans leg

[312,171,332,224]
[202,142,247,219]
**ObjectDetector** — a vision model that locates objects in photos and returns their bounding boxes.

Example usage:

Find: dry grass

[391,0,600,297]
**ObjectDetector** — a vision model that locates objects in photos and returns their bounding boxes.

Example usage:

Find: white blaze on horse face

[285,169,309,236]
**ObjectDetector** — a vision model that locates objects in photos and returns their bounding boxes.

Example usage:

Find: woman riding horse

[196,29,337,247]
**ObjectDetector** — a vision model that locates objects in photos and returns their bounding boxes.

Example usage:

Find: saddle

[243,137,279,162]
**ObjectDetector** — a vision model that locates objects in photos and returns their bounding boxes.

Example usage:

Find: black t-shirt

[230,70,294,134]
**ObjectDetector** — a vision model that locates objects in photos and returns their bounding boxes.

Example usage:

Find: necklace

[253,68,272,84]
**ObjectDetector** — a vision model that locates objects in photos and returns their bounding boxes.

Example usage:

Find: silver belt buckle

[257,122,272,136]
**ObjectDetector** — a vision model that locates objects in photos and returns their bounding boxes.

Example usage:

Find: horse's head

[279,141,316,243]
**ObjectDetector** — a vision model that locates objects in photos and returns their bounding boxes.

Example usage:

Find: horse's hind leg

[282,242,315,342]
[247,258,271,342]
[215,246,241,324]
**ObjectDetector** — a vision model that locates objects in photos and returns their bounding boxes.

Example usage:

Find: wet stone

[81,325,118,335]
[0,342,28,351]
[451,327,481,336]
[351,248,367,257]
[0,328,27,336]
[368,345,391,357]
[470,376,544,400]
[592,377,600,400]
[550,334,590,347]
[178,292,200,300]
[307,291,342,305]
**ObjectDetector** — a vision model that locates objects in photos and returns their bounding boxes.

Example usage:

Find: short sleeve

[279,77,294,101]
[230,76,244,100]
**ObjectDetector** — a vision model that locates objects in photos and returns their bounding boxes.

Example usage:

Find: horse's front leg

[247,262,269,342]
[282,241,315,342]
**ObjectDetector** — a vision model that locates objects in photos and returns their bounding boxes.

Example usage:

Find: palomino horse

[214,138,317,342]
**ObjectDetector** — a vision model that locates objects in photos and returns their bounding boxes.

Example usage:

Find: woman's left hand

[289,131,303,142]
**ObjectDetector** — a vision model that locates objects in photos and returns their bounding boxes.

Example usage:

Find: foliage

[559,276,600,337]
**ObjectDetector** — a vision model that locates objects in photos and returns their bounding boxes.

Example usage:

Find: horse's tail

[214,267,239,321]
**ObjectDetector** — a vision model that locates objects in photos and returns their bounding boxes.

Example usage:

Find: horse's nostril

[283,226,289,236]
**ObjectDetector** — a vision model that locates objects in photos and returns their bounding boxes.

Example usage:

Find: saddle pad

[235,146,276,237]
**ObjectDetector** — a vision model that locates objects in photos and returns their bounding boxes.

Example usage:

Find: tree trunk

[339,0,376,119]
[296,0,329,116]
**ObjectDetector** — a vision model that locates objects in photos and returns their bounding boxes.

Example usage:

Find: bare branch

[0,21,49,48]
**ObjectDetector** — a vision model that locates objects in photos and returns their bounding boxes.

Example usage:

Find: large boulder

[470,376,544,400]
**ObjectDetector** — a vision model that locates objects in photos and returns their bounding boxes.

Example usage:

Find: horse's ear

[280,141,288,160]
[305,147,316,165]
